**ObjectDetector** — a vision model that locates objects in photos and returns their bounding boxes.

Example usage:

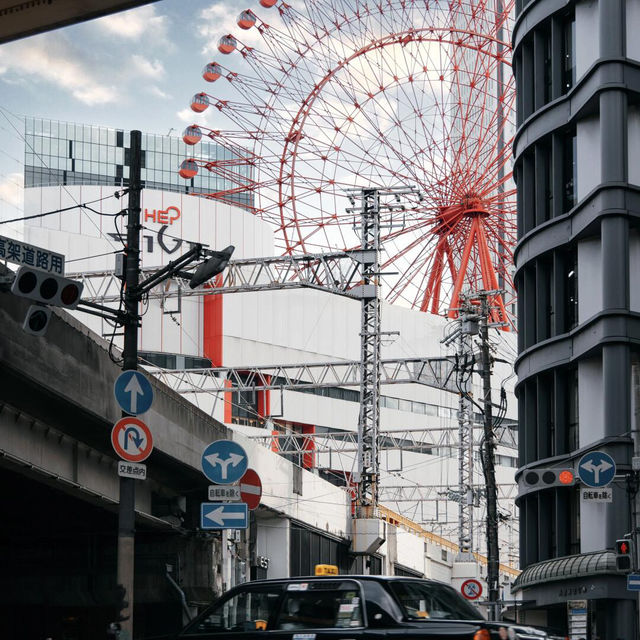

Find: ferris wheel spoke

[181,0,517,320]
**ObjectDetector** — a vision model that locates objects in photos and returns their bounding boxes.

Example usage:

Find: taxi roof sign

[315,564,339,576]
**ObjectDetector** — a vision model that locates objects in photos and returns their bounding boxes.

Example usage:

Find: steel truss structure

[67,250,377,304]
[248,426,516,457]
[145,355,457,395]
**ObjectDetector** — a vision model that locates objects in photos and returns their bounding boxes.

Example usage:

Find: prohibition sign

[111,417,154,462]
[461,579,483,601]
[240,468,262,510]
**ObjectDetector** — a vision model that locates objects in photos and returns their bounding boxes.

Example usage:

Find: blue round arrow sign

[578,451,616,488]
[201,440,248,484]
[114,371,154,415]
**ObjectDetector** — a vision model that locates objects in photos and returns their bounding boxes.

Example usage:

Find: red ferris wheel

[180,0,517,325]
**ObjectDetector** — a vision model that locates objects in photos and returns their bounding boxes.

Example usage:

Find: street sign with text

[117,461,147,480]
[208,485,241,501]
[580,487,613,503]
[627,574,640,591]
[0,235,65,274]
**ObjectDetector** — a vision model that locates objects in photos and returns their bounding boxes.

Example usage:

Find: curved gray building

[512,0,639,637]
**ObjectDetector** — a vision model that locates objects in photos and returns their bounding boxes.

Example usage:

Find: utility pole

[117,130,142,640]
[346,186,421,520]
[109,132,234,637]
[442,315,476,559]
[353,187,382,519]
[479,291,500,620]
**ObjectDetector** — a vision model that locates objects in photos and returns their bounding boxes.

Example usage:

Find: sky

[0,0,247,230]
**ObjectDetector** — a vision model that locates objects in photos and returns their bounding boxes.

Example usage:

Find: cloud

[148,85,171,100]
[198,2,269,56]
[0,172,24,210]
[0,36,118,105]
[96,5,169,41]
[130,54,165,78]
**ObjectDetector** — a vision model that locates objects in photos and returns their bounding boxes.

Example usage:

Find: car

[174,574,553,640]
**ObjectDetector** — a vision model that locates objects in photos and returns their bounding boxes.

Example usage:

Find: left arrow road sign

[201,503,248,529]
[114,371,154,415]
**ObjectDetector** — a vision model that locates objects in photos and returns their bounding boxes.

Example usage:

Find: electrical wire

[0,107,122,252]
[0,195,125,225]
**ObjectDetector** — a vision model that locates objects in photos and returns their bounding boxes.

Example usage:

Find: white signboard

[208,485,241,501]
[580,487,613,503]
[567,600,588,640]
[0,234,65,274]
[117,461,147,480]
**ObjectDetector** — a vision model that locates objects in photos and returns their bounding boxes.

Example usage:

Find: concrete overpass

[0,275,351,639]
[0,0,159,44]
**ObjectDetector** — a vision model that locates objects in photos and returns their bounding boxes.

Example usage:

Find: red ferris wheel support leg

[420,240,446,313]
[476,218,510,327]
[447,217,479,319]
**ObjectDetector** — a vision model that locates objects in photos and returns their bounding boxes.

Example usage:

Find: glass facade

[24,117,252,208]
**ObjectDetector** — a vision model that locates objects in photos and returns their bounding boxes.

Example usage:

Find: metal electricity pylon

[442,316,476,559]
[344,186,421,518]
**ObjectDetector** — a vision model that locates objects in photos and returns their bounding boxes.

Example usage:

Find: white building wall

[628,107,640,189]
[626,1,640,63]
[575,0,599,80]
[255,516,290,579]
[20,184,519,570]
[578,237,602,322]
[579,356,606,552]
[630,230,640,312]
[578,357,603,447]
[577,115,600,201]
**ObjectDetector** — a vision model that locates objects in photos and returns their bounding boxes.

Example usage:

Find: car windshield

[275,581,364,630]
[388,580,481,621]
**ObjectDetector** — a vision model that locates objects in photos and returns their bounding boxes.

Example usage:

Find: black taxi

[175,573,552,640]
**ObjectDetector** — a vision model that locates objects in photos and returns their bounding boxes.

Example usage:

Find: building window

[565,247,578,330]
[232,374,259,425]
[567,367,579,452]
[543,25,552,104]
[561,13,576,94]
[562,129,577,212]
[569,487,580,555]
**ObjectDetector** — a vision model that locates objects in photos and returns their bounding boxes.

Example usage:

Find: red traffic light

[617,539,631,555]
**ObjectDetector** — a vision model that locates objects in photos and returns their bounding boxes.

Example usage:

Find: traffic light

[522,468,576,489]
[23,304,52,336]
[615,538,634,572]
[11,266,83,309]
[189,245,235,288]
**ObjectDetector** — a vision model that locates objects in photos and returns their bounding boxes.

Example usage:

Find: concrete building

[17,117,521,603]
[512,0,639,636]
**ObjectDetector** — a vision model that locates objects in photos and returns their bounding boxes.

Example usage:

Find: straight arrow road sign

[201,503,248,529]
[114,370,154,415]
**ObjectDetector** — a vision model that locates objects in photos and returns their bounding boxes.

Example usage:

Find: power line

[0,194,124,225]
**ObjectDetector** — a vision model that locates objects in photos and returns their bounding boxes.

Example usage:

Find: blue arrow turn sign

[578,451,616,488]
[114,371,154,415]
[201,503,248,529]
[201,440,248,484]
